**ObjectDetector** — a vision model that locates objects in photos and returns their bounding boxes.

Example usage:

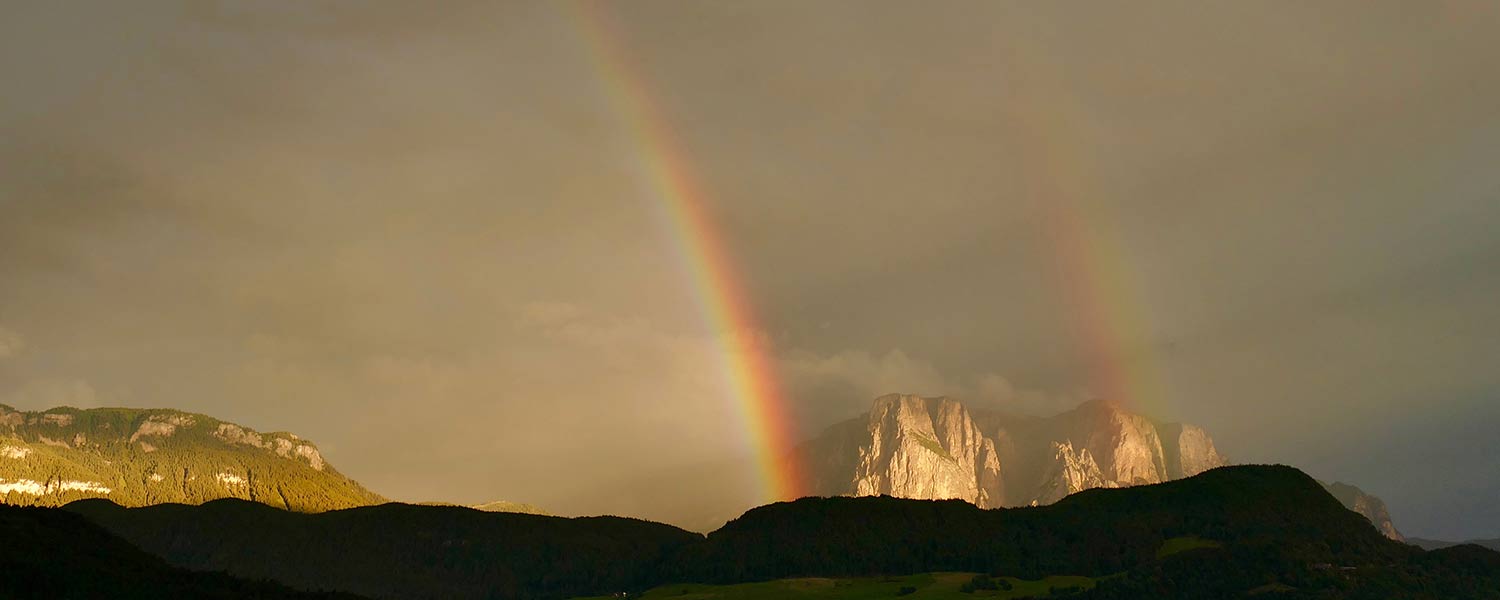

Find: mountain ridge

[58,465,1500,599]
[794,394,1230,508]
[791,394,1410,542]
[0,502,367,599]
[0,403,382,512]
[1409,537,1500,552]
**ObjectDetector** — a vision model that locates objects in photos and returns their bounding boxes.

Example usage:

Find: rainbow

[567,1,807,502]
[1001,42,1169,416]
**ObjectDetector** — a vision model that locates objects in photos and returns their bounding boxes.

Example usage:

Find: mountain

[685,465,1395,582]
[1410,537,1500,552]
[1320,480,1404,541]
[65,498,702,600]
[0,503,366,599]
[678,465,1499,598]
[796,394,1229,508]
[794,394,1412,542]
[54,465,1500,600]
[0,404,383,512]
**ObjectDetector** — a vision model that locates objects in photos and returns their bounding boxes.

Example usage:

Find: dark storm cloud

[2,1,1498,538]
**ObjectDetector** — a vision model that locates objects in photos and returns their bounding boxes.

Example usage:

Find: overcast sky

[2,1,1498,540]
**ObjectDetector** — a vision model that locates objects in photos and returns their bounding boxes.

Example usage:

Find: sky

[2,1,1499,540]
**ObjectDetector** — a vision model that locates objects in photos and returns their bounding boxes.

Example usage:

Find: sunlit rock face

[0,404,382,512]
[805,394,1229,508]
[1321,481,1405,541]
[852,395,1004,508]
[1034,440,1109,505]
[1169,424,1227,479]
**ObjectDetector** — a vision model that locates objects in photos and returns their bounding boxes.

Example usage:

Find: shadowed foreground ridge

[59,465,1500,600]
[685,465,1391,580]
[0,503,365,599]
[64,498,703,600]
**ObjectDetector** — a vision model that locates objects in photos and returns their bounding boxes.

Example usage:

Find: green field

[573,572,1097,599]
[1156,535,1223,559]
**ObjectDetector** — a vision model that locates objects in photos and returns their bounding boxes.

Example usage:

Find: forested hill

[680,465,1397,581]
[1,404,382,511]
[55,465,1500,600]
[65,498,703,600]
[0,502,367,599]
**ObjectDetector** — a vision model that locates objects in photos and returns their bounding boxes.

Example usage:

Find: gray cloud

[0,327,23,360]
[1,378,100,409]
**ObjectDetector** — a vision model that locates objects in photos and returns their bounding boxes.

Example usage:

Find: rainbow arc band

[570,1,807,503]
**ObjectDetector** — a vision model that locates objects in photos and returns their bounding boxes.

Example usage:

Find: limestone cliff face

[852,395,1003,508]
[1171,424,1226,479]
[810,395,1228,508]
[1052,400,1171,487]
[1034,441,1109,505]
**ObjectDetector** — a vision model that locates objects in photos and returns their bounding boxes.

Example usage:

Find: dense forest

[50,465,1500,600]
[65,498,703,600]
[0,503,366,599]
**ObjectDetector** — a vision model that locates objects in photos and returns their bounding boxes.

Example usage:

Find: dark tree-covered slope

[0,503,365,599]
[64,498,703,600]
[47,465,1500,600]
[679,465,1400,582]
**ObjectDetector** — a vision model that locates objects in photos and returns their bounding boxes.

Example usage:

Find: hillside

[793,395,1407,541]
[54,465,1500,600]
[65,498,704,600]
[681,465,1397,582]
[0,503,366,599]
[677,465,1498,598]
[0,404,383,512]
[1410,537,1500,552]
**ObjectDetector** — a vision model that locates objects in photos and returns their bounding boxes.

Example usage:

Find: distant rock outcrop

[0,404,382,512]
[1321,480,1404,541]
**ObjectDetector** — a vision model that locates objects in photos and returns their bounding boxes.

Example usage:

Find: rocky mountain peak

[1321,481,1404,542]
[853,394,1004,508]
[806,395,1228,509]
[1035,440,1109,505]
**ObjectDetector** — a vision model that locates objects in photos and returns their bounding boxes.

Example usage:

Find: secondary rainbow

[999,41,1170,416]
[568,1,807,502]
